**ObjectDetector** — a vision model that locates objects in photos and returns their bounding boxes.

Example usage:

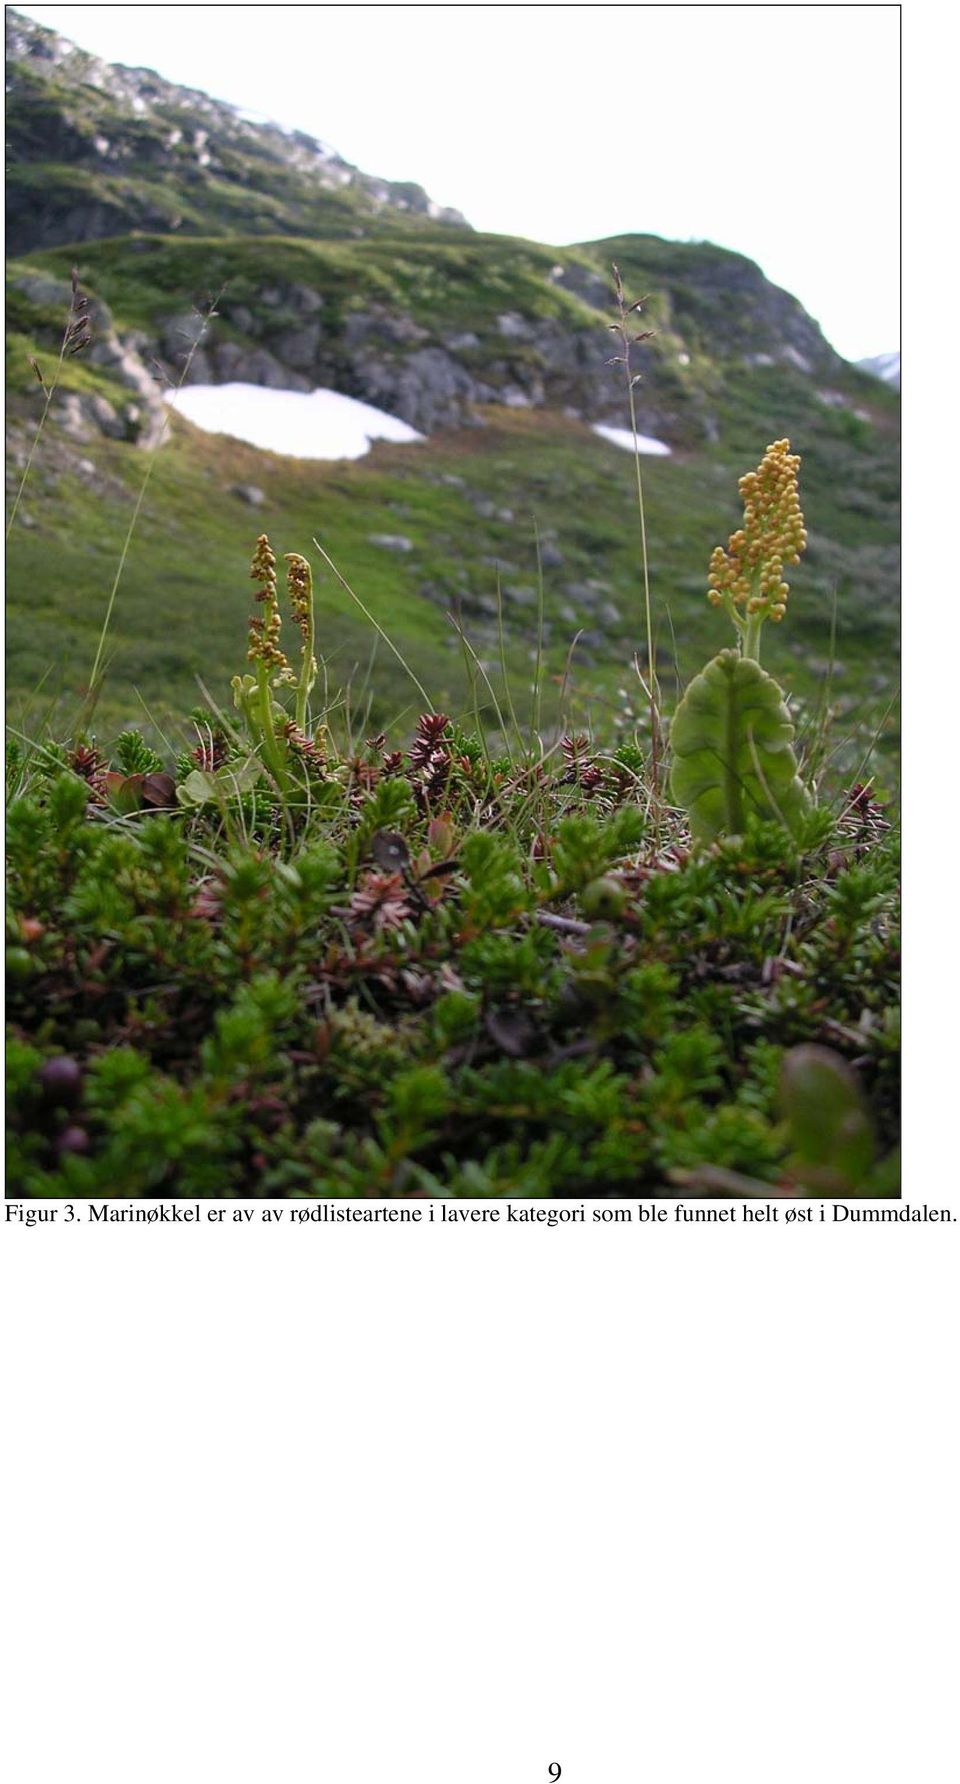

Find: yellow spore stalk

[284,552,317,731]
[245,533,290,786]
[247,533,287,673]
[707,439,806,661]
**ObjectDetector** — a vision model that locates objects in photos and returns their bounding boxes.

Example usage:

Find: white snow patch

[165,383,425,460]
[591,424,672,457]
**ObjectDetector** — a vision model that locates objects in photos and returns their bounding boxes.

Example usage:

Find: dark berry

[56,1126,90,1157]
[38,1057,83,1104]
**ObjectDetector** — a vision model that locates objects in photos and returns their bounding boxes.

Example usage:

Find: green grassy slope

[7,394,898,785]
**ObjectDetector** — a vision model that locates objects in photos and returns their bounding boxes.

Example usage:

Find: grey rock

[502,584,538,608]
[549,263,613,310]
[55,394,93,441]
[342,312,376,348]
[212,341,246,378]
[462,593,499,618]
[540,543,564,568]
[562,580,610,609]
[779,346,813,374]
[162,311,208,358]
[86,392,125,438]
[351,343,489,432]
[180,347,213,384]
[217,346,309,391]
[11,273,72,309]
[368,533,414,553]
[109,346,160,401]
[275,323,322,370]
[497,313,534,340]
[290,284,325,315]
[231,483,266,507]
[599,602,622,626]
[238,347,297,389]
[344,309,429,349]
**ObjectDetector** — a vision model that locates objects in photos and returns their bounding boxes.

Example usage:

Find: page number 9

[548,1768,562,1781]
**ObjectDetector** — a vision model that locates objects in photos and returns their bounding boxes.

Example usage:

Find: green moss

[6,746,899,1197]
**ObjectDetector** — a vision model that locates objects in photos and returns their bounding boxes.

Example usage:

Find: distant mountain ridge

[5,8,467,253]
[857,352,900,392]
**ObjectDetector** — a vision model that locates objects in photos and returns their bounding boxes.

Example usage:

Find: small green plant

[779,1044,897,1195]
[670,440,811,842]
[222,533,326,805]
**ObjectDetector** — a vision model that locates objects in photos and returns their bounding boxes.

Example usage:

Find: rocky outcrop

[10,271,166,446]
[151,288,713,441]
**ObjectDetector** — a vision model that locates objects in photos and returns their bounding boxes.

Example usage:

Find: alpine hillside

[6,9,899,772]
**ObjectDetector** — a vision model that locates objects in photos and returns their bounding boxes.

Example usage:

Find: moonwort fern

[177,534,325,810]
[670,649,810,840]
[669,440,811,841]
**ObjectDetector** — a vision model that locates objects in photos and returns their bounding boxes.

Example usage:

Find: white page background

[3,1210,956,1783]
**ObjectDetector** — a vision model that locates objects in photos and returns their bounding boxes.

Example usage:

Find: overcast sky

[15,4,900,361]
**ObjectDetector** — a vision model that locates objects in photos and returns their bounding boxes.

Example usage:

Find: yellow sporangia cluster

[284,550,318,721]
[707,438,806,623]
[247,533,288,672]
[284,553,313,646]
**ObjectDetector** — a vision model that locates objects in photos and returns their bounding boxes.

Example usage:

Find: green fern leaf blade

[669,648,811,842]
